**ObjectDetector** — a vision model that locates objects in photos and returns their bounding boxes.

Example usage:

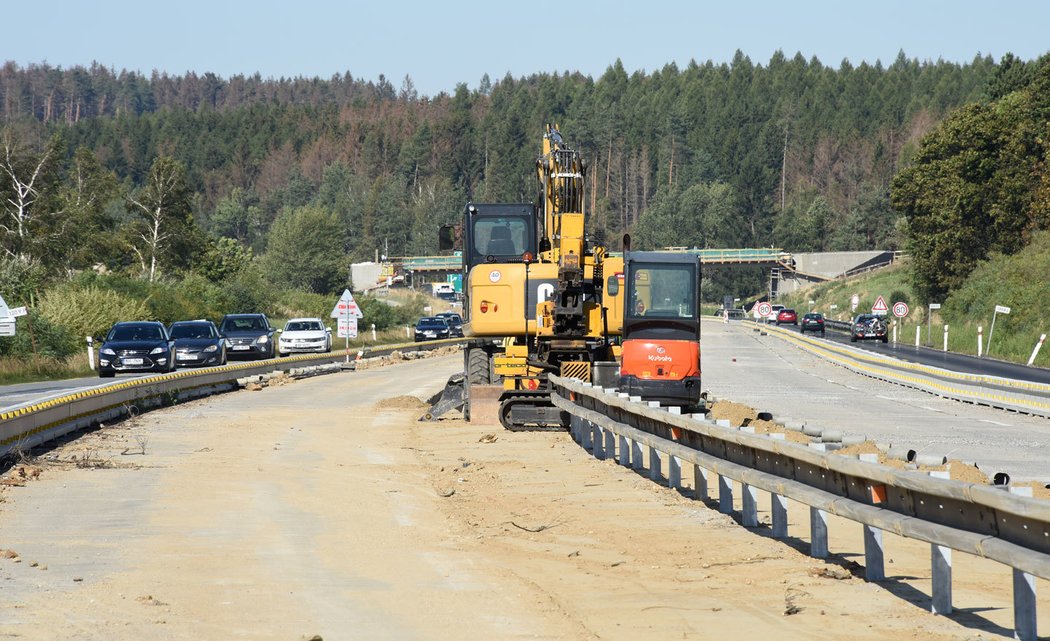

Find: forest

[1,50,1048,367]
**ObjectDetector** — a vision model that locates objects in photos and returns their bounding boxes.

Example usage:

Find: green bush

[37,283,150,342]
[0,310,79,359]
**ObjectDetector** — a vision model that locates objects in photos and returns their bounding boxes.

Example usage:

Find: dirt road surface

[0,353,1044,639]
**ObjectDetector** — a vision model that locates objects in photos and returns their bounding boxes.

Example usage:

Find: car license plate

[232,345,250,350]
[177,353,195,361]
[123,358,144,366]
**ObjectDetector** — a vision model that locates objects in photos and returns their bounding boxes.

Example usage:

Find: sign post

[987,304,1011,357]
[331,289,364,363]
[927,303,941,348]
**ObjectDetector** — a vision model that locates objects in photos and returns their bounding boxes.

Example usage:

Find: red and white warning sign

[871,296,889,314]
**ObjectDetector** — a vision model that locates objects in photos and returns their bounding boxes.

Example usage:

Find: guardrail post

[668,455,682,490]
[581,418,593,450]
[863,525,885,581]
[604,429,617,461]
[741,483,758,527]
[809,507,829,558]
[931,544,952,615]
[718,475,733,514]
[694,465,708,500]
[771,493,788,538]
[592,423,605,460]
[618,434,631,467]
[570,415,580,442]
[631,440,644,471]
[649,445,662,482]
[915,325,921,348]
[1013,569,1037,641]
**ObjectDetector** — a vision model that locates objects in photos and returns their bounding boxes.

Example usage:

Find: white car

[277,318,332,356]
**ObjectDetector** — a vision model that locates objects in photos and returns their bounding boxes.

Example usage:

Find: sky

[3,0,1049,97]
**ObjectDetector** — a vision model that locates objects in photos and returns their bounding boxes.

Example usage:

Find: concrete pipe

[841,434,867,446]
[802,425,823,438]
[914,453,948,467]
[756,411,773,421]
[874,442,892,453]
[783,421,805,432]
[820,430,843,443]
[993,472,1011,486]
[885,447,916,462]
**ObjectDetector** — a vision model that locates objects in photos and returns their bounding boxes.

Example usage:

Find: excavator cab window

[473,217,528,260]
[623,255,701,342]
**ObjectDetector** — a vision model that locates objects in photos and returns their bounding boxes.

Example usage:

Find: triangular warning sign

[330,289,364,319]
[0,294,9,319]
[871,295,889,313]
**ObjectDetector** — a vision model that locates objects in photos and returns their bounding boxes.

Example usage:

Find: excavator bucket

[420,373,465,421]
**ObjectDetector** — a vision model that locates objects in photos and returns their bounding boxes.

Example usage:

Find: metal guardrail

[550,375,1048,639]
[0,338,466,458]
[751,321,1050,417]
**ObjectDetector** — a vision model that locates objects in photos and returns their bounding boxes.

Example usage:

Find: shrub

[36,283,150,342]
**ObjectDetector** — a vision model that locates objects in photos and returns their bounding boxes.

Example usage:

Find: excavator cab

[619,252,702,408]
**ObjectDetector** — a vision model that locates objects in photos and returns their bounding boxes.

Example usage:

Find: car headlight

[204,344,218,352]
[150,347,166,355]
[256,336,269,344]
[101,348,116,356]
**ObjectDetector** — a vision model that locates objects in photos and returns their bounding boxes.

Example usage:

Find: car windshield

[286,321,323,332]
[439,314,462,325]
[170,324,213,339]
[417,318,448,329]
[222,317,265,332]
[109,325,163,341]
[804,314,823,320]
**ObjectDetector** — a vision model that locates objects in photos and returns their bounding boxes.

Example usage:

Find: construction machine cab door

[462,203,538,271]
[623,252,701,342]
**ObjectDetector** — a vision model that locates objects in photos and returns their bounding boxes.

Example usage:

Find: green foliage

[0,256,47,305]
[36,282,150,343]
[262,205,347,294]
[195,236,253,283]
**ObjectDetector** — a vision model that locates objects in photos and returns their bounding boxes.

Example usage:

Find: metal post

[371,323,377,341]
[631,440,644,471]
[1013,569,1037,641]
[604,428,616,460]
[1029,333,1046,366]
[863,525,885,581]
[988,309,999,356]
[892,321,897,344]
[977,326,983,358]
[694,465,708,500]
[618,435,630,466]
[668,455,682,490]
[592,424,605,460]
[741,483,758,527]
[915,325,921,348]
[718,474,733,514]
[931,544,952,615]
[943,324,949,352]
[581,418,593,450]
[86,336,95,369]
[648,445,662,482]
[771,493,788,538]
[809,507,829,558]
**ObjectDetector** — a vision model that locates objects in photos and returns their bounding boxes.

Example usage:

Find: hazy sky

[4,1,1048,96]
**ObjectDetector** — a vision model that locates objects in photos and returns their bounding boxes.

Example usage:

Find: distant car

[219,313,276,359]
[851,314,888,343]
[414,316,451,342]
[765,303,785,323]
[278,318,332,356]
[775,309,798,325]
[169,320,227,367]
[800,313,826,335]
[98,321,175,377]
[435,312,464,337]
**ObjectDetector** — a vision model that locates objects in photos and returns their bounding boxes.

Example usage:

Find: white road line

[979,419,1011,427]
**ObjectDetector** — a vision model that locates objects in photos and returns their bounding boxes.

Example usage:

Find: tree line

[0,50,1016,302]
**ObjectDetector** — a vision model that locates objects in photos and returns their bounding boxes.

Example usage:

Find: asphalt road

[703,320,1050,482]
[0,375,142,412]
[766,320,1050,384]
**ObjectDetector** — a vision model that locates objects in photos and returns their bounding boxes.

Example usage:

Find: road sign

[0,294,9,320]
[8,306,26,317]
[337,318,358,338]
[871,296,888,314]
[851,294,859,311]
[892,301,909,318]
[0,321,14,337]
[330,289,364,319]
[995,304,1011,314]
[928,303,941,310]
[757,302,772,317]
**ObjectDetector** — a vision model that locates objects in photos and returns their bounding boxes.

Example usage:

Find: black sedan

[435,312,464,337]
[800,312,826,335]
[98,321,176,377]
[169,320,227,367]
[414,316,451,342]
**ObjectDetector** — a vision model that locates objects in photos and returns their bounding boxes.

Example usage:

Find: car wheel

[851,335,857,343]
[882,336,888,344]
[100,369,114,378]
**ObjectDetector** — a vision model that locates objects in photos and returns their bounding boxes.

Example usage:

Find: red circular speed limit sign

[892,301,909,318]
[757,302,772,317]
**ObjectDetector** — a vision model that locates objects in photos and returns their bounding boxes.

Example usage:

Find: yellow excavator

[432,125,624,430]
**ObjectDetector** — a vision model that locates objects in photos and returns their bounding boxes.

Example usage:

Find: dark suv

[414,316,451,342]
[435,312,464,337]
[219,313,276,359]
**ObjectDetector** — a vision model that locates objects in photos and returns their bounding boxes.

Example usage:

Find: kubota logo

[648,354,672,362]
[655,346,666,354]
